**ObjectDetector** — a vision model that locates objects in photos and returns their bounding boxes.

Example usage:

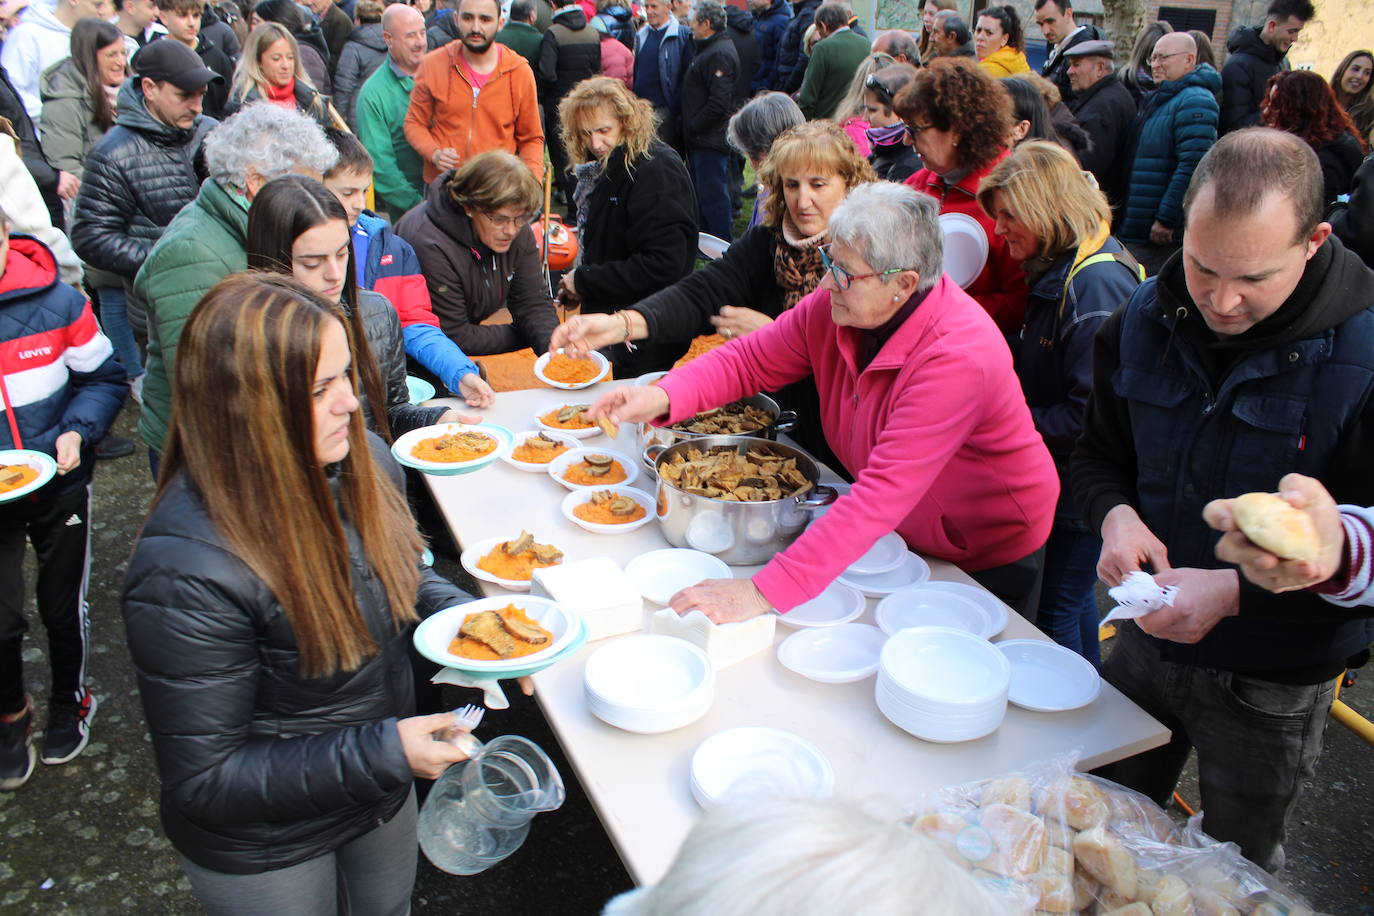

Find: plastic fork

[447,704,486,756]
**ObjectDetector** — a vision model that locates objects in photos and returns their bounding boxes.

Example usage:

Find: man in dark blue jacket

[775,0,819,93]
[1072,128,1374,874]
[1219,0,1312,134]
[634,0,693,152]
[747,0,790,92]
[0,216,126,789]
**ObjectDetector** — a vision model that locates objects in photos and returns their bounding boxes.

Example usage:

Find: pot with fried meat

[636,393,798,460]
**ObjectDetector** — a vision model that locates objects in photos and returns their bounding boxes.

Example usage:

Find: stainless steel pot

[637,393,798,459]
[644,435,836,565]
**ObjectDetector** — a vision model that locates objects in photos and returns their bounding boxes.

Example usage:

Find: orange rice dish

[0,465,39,493]
[543,353,602,385]
[510,434,569,464]
[449,604,554,660]
[540,405,595,430]
[573,492,646,525]
[563,458,627,486]
[411,431,496,463]
[477,532,563,581]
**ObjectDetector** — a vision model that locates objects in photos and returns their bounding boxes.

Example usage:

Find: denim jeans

[1034,528,1102,668]
[179,788,418,915]
[1092,622,1334,872]
[688,147,733,242]
[94,286,143,379]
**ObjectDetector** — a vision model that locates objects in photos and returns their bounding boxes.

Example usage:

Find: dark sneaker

[1,700,36,790]
[41,692,98,765]
[95,435,135,460]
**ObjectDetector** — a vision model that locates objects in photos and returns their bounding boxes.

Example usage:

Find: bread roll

[1231,492,1319,563]
[1073,826,1138,899]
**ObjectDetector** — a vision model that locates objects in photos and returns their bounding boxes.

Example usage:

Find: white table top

[419,383,1170,886]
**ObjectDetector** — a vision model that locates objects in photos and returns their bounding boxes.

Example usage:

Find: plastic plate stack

[411,596,588,679]
[875,626,1010,743]
[690,727,833,808]
[583,635,715,734]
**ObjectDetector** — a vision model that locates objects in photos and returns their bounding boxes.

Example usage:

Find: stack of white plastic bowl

[583,635,715,734]
[875,626,1010,743]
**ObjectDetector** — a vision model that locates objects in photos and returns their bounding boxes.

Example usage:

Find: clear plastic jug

[417,735,566,875]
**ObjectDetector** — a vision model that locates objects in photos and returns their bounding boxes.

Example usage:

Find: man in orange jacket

[404,0,545,184]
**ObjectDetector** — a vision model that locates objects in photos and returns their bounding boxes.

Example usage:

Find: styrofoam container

[583,635,715,734]
[561,486,656,534]
[533,349,611,390]
[777,623,887,683]
[412,596,577,672]
[845,532,908,576]
[690,727,833,807]
[836,551,931,597]
[460,534,565,592]
[501,429,581,473]
[625,549,732,605]
[920,580,1010,638]
[777,582,866,628]
[879,626,1010,707]
[547,447,640,491]
[874,588,993,639]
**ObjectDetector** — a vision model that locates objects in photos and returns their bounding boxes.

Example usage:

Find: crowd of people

[2,0,1374,909]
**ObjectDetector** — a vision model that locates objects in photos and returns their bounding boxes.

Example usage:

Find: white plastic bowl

[919,580,1010,638]
[836,551,931,597]
[875,676,1006,743]
[777,623,887,684]
[874,588,993,639]
[624,548,732,605]
[879,626,1010,708]
[533,349,611,390]
[500,429,581,473]
[845,532,908,576]
[546,447,640,492]
[583,635,715,734]
[561,486,657,535]
[0,449,57,504]
[532,405,603,439]
[460,534,566,592]
[998,639,1101,712]
[690,727,833,808]
[412,596,575,671]
[633,370,669,387]
[777,582,866,628]
[390,423,512,476]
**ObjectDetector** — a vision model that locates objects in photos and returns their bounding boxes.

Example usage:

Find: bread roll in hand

[1231,492,1320,564]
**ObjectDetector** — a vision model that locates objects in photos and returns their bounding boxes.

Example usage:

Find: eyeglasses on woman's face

[479,211,528,230]
[819,244,911,291]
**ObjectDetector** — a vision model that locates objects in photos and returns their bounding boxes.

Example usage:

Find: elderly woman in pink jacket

[589,182,1060,622]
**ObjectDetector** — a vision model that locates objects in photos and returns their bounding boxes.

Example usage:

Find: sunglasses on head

[864,73,894,107]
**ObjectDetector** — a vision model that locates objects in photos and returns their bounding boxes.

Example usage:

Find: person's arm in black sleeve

[70,151,149,277]
[631,224,776,341]
[369,296,448,437]
[1218,59,1259,134]
[1329,154,1374,269]
[1069,305,1140,533]
[537,31,558,87]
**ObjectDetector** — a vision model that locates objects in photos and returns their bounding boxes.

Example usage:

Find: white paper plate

[691,727,833,808]
[500,429,581,472]
[836,551,931,597]
[998,639,1101,712]
[584,634,714,710]
[0,449,57,504]
[460,534,566,592]
[939,212,990,289]
[633,370,669,387]
[777,623,887,683]
[625,548,732,605]
[879,626,1010,707]
[919,580,1009,638]
[405,375,436,404]
[533,405,603,439]
[845,531,907,576]
[412,595,576,671]
[390,423,512,476]
[874,587,993,639]
[546,447,640,491]
[777,582,866,628]
[533,349,611,390]
[561,486,657,535]
[697,232,730,260]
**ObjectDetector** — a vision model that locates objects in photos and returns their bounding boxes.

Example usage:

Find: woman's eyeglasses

[903,121,936,141]
[819,244,912,291]
[479,211,528,230]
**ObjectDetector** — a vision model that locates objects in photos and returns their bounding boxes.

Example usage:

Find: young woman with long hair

[121,274,476,913]
[224,21,339,127]
[1261,69,1367,207]
[1331,49,1374,144]
[246,175,466,441]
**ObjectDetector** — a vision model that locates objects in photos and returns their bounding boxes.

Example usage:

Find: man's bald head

[873,29,918,64]
[1151,31,1196,82]
[382,3,428,72]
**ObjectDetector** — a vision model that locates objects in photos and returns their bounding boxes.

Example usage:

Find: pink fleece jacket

[655,275,1059,612]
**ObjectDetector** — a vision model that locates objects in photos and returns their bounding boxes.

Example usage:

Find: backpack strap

[1059,250,1145,318]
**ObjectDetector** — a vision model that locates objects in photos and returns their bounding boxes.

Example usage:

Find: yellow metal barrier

[1332,678,1374,747]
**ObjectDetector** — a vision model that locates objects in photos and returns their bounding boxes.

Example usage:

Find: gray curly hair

[827,182,943,295]
[203,103,339,192]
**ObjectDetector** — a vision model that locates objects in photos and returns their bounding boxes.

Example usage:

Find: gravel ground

[1,406,1370,915]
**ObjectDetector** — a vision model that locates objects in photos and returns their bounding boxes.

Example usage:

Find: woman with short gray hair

[587,181,1059,621]
[726,91,804,229]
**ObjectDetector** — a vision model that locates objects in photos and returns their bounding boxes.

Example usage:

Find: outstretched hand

[587,384,670,426]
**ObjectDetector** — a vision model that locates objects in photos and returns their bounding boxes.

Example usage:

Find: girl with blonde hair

[828,51,896,156]
[224,21,339,128]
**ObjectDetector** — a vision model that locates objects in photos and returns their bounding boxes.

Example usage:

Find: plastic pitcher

[418,735,566,875]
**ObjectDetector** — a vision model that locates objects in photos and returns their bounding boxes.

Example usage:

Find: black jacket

[1040,24,1102,101]
[395,173,558,356]
[221,79,333,129]
[724,5,757,104]
[426,12,460,50]
[71,80,216,280]
[0,65,61,228]
[1067,71,1136,209]
[1316,132,1364,209]
[1220,26,1284,134]
[1329,152,1374,269]
[1071,239,1374,676]
[869,140,921,183]
[354,289,449,437]
[121,435,471,874]
[191,34,234,119]
[680,30,739,152]
[775,0,820,94]
[538,7,601,104]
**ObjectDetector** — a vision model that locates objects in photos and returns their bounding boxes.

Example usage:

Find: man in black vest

[538,0,600,202]
[1072,128,1374,874]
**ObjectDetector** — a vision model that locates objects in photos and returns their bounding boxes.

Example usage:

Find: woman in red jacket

[893,58,1028,336]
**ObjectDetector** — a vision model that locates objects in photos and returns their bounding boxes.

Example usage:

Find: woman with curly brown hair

[894,58,1027,333]
[555,76,698,376]
[1261,69,1367,207]
[1332,50,1374,144]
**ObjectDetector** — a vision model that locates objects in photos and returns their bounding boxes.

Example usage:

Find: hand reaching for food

[668,578,773,624]
[1203,474,1345,593]
[587,384,669,426]
[709,305,774,341]
[548,314,622,359]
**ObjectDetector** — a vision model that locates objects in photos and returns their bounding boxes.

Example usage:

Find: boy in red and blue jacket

[0,213,126,790]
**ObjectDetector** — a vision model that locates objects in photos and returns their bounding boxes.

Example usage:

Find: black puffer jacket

[334,23,388,127]
[681,31,739,152]
[121,435,471,874]
[221,79,333,129]
[1315,131,1365,209]
[1220,26,1283,133]
[354,288,449,436]
[1329,153,1374,269]
[723,5,757,103]
[70,80,215,280]
[775,0,820,94]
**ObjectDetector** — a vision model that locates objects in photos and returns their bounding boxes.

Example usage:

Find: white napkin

[431,668,511,709]
[1103,571,1178,625]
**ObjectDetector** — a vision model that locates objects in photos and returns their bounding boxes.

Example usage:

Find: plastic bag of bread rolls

[903,754,1315,915]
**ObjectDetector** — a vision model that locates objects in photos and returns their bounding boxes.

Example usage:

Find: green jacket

[798,27,871,120]
[133,177,248,452]
[39,57,107,178]
[355,58,424,218]
[496,20,543,68]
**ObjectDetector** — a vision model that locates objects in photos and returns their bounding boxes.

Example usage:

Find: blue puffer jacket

[1119,63,1220,243]
[751,0,792,93]
[0,236,126,495]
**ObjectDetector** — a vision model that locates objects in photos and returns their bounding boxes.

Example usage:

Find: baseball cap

[1063,39,1115,60]
[132,40,222,91]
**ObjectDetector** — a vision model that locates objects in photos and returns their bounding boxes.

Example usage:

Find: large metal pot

[645,435,836,565]
[637,393,798,459]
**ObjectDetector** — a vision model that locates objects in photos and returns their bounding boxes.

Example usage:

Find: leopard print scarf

[772,217,828,310]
